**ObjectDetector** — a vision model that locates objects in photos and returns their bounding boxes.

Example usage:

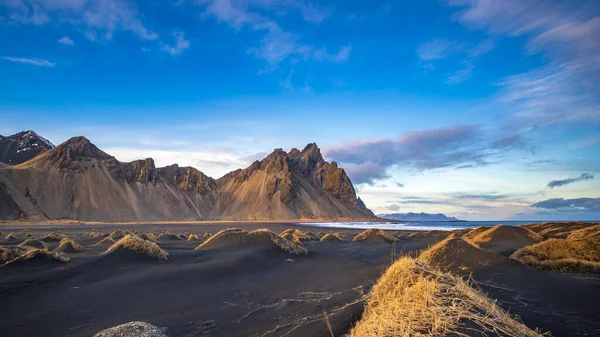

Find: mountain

[0,130,55,165]
[378,212,459,221]
[0,134,375,222]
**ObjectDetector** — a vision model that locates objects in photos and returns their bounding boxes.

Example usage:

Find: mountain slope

[0,130,55,165]
[0,135,375,221]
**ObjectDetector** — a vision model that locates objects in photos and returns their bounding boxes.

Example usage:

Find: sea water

[296,221,537,231]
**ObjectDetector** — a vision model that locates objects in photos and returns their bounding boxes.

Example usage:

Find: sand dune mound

[0,246,28,263]
[40,232,65,242]
[95,237,116,246]
[320,233,343,242]
[279,229,316,244]
[103,235,170,261]
[523,222,598,239]
[348,257,544,337]
[93,321,169,337]
[147,233,158,241]
[158,233,181,241]
[465,225,543,255]
[446,228,472,239]
[461,226,491,241]
[85,231,102,238]
[511,238,600,274]
[196,228,307,255]
[24,232,34,238]
[136,233,154,241]
[18,239,48,250]
[108,230,130,241]
[567,225,600,241]
[419,237,507,274]
[177,233,187,239]
[353,228,397,243]
[4,233,20,243]
[55,238,86,253]
[3,249,70,267]
[187,234,200,241]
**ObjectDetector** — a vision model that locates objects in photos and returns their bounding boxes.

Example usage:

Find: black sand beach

[1,223,599,337]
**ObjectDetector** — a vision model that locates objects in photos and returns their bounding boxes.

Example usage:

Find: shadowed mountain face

[0,130,55,165]
[0,135,375,221]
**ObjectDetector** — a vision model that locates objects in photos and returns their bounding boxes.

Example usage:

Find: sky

[0,0,599,221]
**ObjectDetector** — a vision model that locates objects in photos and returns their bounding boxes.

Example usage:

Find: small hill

[4,233,20,243]
[93,321,168,337]
[352,228,397,243]
[95,237,116,246]
[419,237,507,274]
[347,257,544,337]
[3,249,70,267]
[18,239,48,250]
[108,230,130,241]
[464,225,543,255]
[523,222,598,239]
[40,232,65,242]
[320,233,343,242]
[103,235,170,261]
[511,238,600,274]
[567,224,600,241]
[55,238,86,253]
[187,233,200,241]
[196,228,307,255]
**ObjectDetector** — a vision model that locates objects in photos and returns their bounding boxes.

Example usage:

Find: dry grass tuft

[187,233,200,241]
[201,232,212,239]
[4,249,70,266]
[567,224,600,241]
[510,238,600,273]
[320,233,344,242]
[84,230,102,238]
[40,232,65,242]
[461,226,491,241]
[0,246,28,263]
[279,229,316,244]
[446,228,473,239]
[147,233,158,241]
[406,230,449,239]
[136,233,154,241]
[177,233,187,240]
[4,233,21,243]
[108,230,130,240]
[353,228,397,243]
[197,228,307,255]
[157,233,181,241]
[56,237,86,253]
[18,239,48,250]
[419,237,506,274]
[103,235,170,261]
[347,257,545,337]
[95,237,116,246]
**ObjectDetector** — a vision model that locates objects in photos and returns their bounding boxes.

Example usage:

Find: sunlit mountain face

[1,0,598,221]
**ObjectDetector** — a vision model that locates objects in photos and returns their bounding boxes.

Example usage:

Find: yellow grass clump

[18,239,49,250]
[187,233,200,241]
[4,233,20,242]
[353,228,397,243]
[279,229,316,244]
[103,235,170,261]
[0,246,28,263]
[55,237,86,253]
[177,233,187,240]
[40,232,65,242]
[196,228,307,255]
[320,233,343,242]
[108,230,130,241]
[419,237,506,274]
[510,238,600,273]
[95,237,116,246]
[347,257,545,337]
[3,249,70,266]
[567,224,600,241]
[446,228,473,239]
[147,233,158,241]
[85,231,102,238]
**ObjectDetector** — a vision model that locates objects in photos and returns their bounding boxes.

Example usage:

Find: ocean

[295,221,537,231]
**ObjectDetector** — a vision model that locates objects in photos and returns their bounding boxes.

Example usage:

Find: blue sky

[1,0,599,220]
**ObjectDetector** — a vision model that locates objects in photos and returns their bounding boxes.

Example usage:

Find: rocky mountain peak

[0,130,55,165]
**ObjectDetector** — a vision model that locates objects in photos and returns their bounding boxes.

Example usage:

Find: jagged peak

[51,136,113,161]
[300,142,323,161]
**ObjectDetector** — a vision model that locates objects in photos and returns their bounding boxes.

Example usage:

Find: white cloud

[1,56,55,67]
[1,0,158,41]
[58,36,74,45]
[160,32,190,55]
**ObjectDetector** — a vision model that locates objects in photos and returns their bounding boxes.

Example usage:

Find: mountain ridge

[0,133,375,222]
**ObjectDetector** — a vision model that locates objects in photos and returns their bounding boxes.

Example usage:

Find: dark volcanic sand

[0,222,599,337]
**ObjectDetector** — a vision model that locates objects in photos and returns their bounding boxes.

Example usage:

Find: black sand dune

[0,223,598,337]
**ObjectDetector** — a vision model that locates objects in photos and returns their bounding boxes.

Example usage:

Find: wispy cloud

[325,125,530,184]
[1,0,158,41]
[531,197,600,211]
[1,56,55,67]
[160,32,190,55]
[547,173,594,189]
[58,36,74,45]
[447,0,600,123]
